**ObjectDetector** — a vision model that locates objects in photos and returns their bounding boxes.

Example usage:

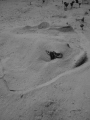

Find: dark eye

[54,52,63,58]
[46,50,56,60]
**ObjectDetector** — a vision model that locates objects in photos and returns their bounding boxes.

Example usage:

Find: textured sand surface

[0,0,90,120]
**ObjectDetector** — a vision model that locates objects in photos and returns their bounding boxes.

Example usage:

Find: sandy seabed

[0,0,90,120]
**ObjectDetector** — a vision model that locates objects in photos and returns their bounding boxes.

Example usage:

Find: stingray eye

[54,52,63,58]
[38,22,50,29]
